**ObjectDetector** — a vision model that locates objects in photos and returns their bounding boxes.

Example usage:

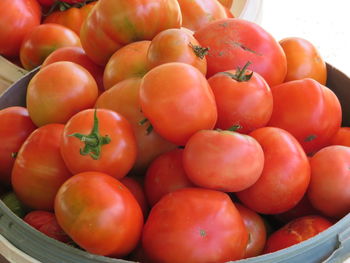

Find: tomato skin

[0,0,41,57]
[268,78,342,154]
[55,172,144,257]
[0,107,36,186]
[147,28,207,75]
[237,127,310,214]
[308,145,350,218]
[60,109,137,179]
[279,37,327,85]
[329,127,350,147]
[218,0,234,8]
[19,23,81,70]
[11,124,72,211]
[194,18,287,86]
[264,215,332,253]
[208,69,273,133]
[142,188,248,263]
[103,41,151,90]
[140,62,217,146]
[183,130,264,192]
[144,148,194,206]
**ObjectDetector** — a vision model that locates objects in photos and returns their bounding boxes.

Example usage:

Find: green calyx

[189,43,209,59]
[69,110,111,160]
[221,61,253,82]
[139,118,153,135]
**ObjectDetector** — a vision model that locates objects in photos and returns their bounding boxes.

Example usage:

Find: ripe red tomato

[144,148,195,206]
[264,215,332,253]
[60,109,137,179]
[0,0,41,57]
[139,62,217,145]
[95,78,176,173]
[12,124,72,211]
[279,37,327,85]
[80,0,182,65]
[237,127,310,214]
[308,145,350,218]
[183,129,264,192]
[24,211,71,243]
[103,41,151,90]
[20,23,81,70]
[26,61,98,127]
[268,78,342,154]
[208,63,273,133]
[0,107,36,186]
[38,0,87,6]
[42,46,104,92]
[329,127,350,147]
[147,28,208,75]
[55,171,144,257]
[142,188,248,262]
[194,18,287,86]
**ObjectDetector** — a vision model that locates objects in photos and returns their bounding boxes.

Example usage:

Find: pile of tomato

[1,0,350,262]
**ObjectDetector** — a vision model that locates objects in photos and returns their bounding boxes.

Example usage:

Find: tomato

[177,0,228,31]
[80,0,182,65]
[218,0,234,8]
[144,148,194,206]
[42,46,104,91]
[147,28,208,75]
[38,0,87,6]
[60,109,137,179]
[95,78,176,173]
[194,18,287,86]
[329,127,350,147]
[308,145,350,218]
[183,129,264,192]
[208,62,273,133]
[142,188,248,263]
[103,41,151,90]
[24,211,71,243]
[20,23,81,70]
[0,0,41,57]
[235,203,267,258]
[139,62,217,145]
[264,215,332,253]
[55,171,144,256]
[0,107,36,186]
[27,61,98,127]
[43,2,96,35]
[268,78,342,154]
[279,37,327,85]
[236,127,310,214]
[12,124,72,211]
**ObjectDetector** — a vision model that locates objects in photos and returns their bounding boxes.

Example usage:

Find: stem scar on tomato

[139,118,153,135]
[304,134,317,142]
[220,61,253,82]
[199,229,207,237]
[189,42,209,59]
[69,109,111,160]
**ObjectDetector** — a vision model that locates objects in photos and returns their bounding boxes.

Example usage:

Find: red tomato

[60,109,137,179]
[308,145,350,218]
[268,78,342,154]
[147,28,208,75]
[26,61,98,127]
[235,203,267,258]
[183,129,264,192]
[264,215,332,253]
[38,0,87,6]
[0,107,36,186]
[20,23,81,70]
[329,127,350,147]
[208,62,273,133]
[144,148,195,206]
[237,127,310,214]
[12,124,72,211]
[55,171,144,257]
[177,0,228,31]
[80,0,182,65]
[280,37,327,85]
[95,78,176,174]
[103,41,151,90]
[139,62,217,145]
[142,188,248,263]
[0,0,41,57]
[194,18,287,86]
[24,211,71,243]
[42,46,104,92]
